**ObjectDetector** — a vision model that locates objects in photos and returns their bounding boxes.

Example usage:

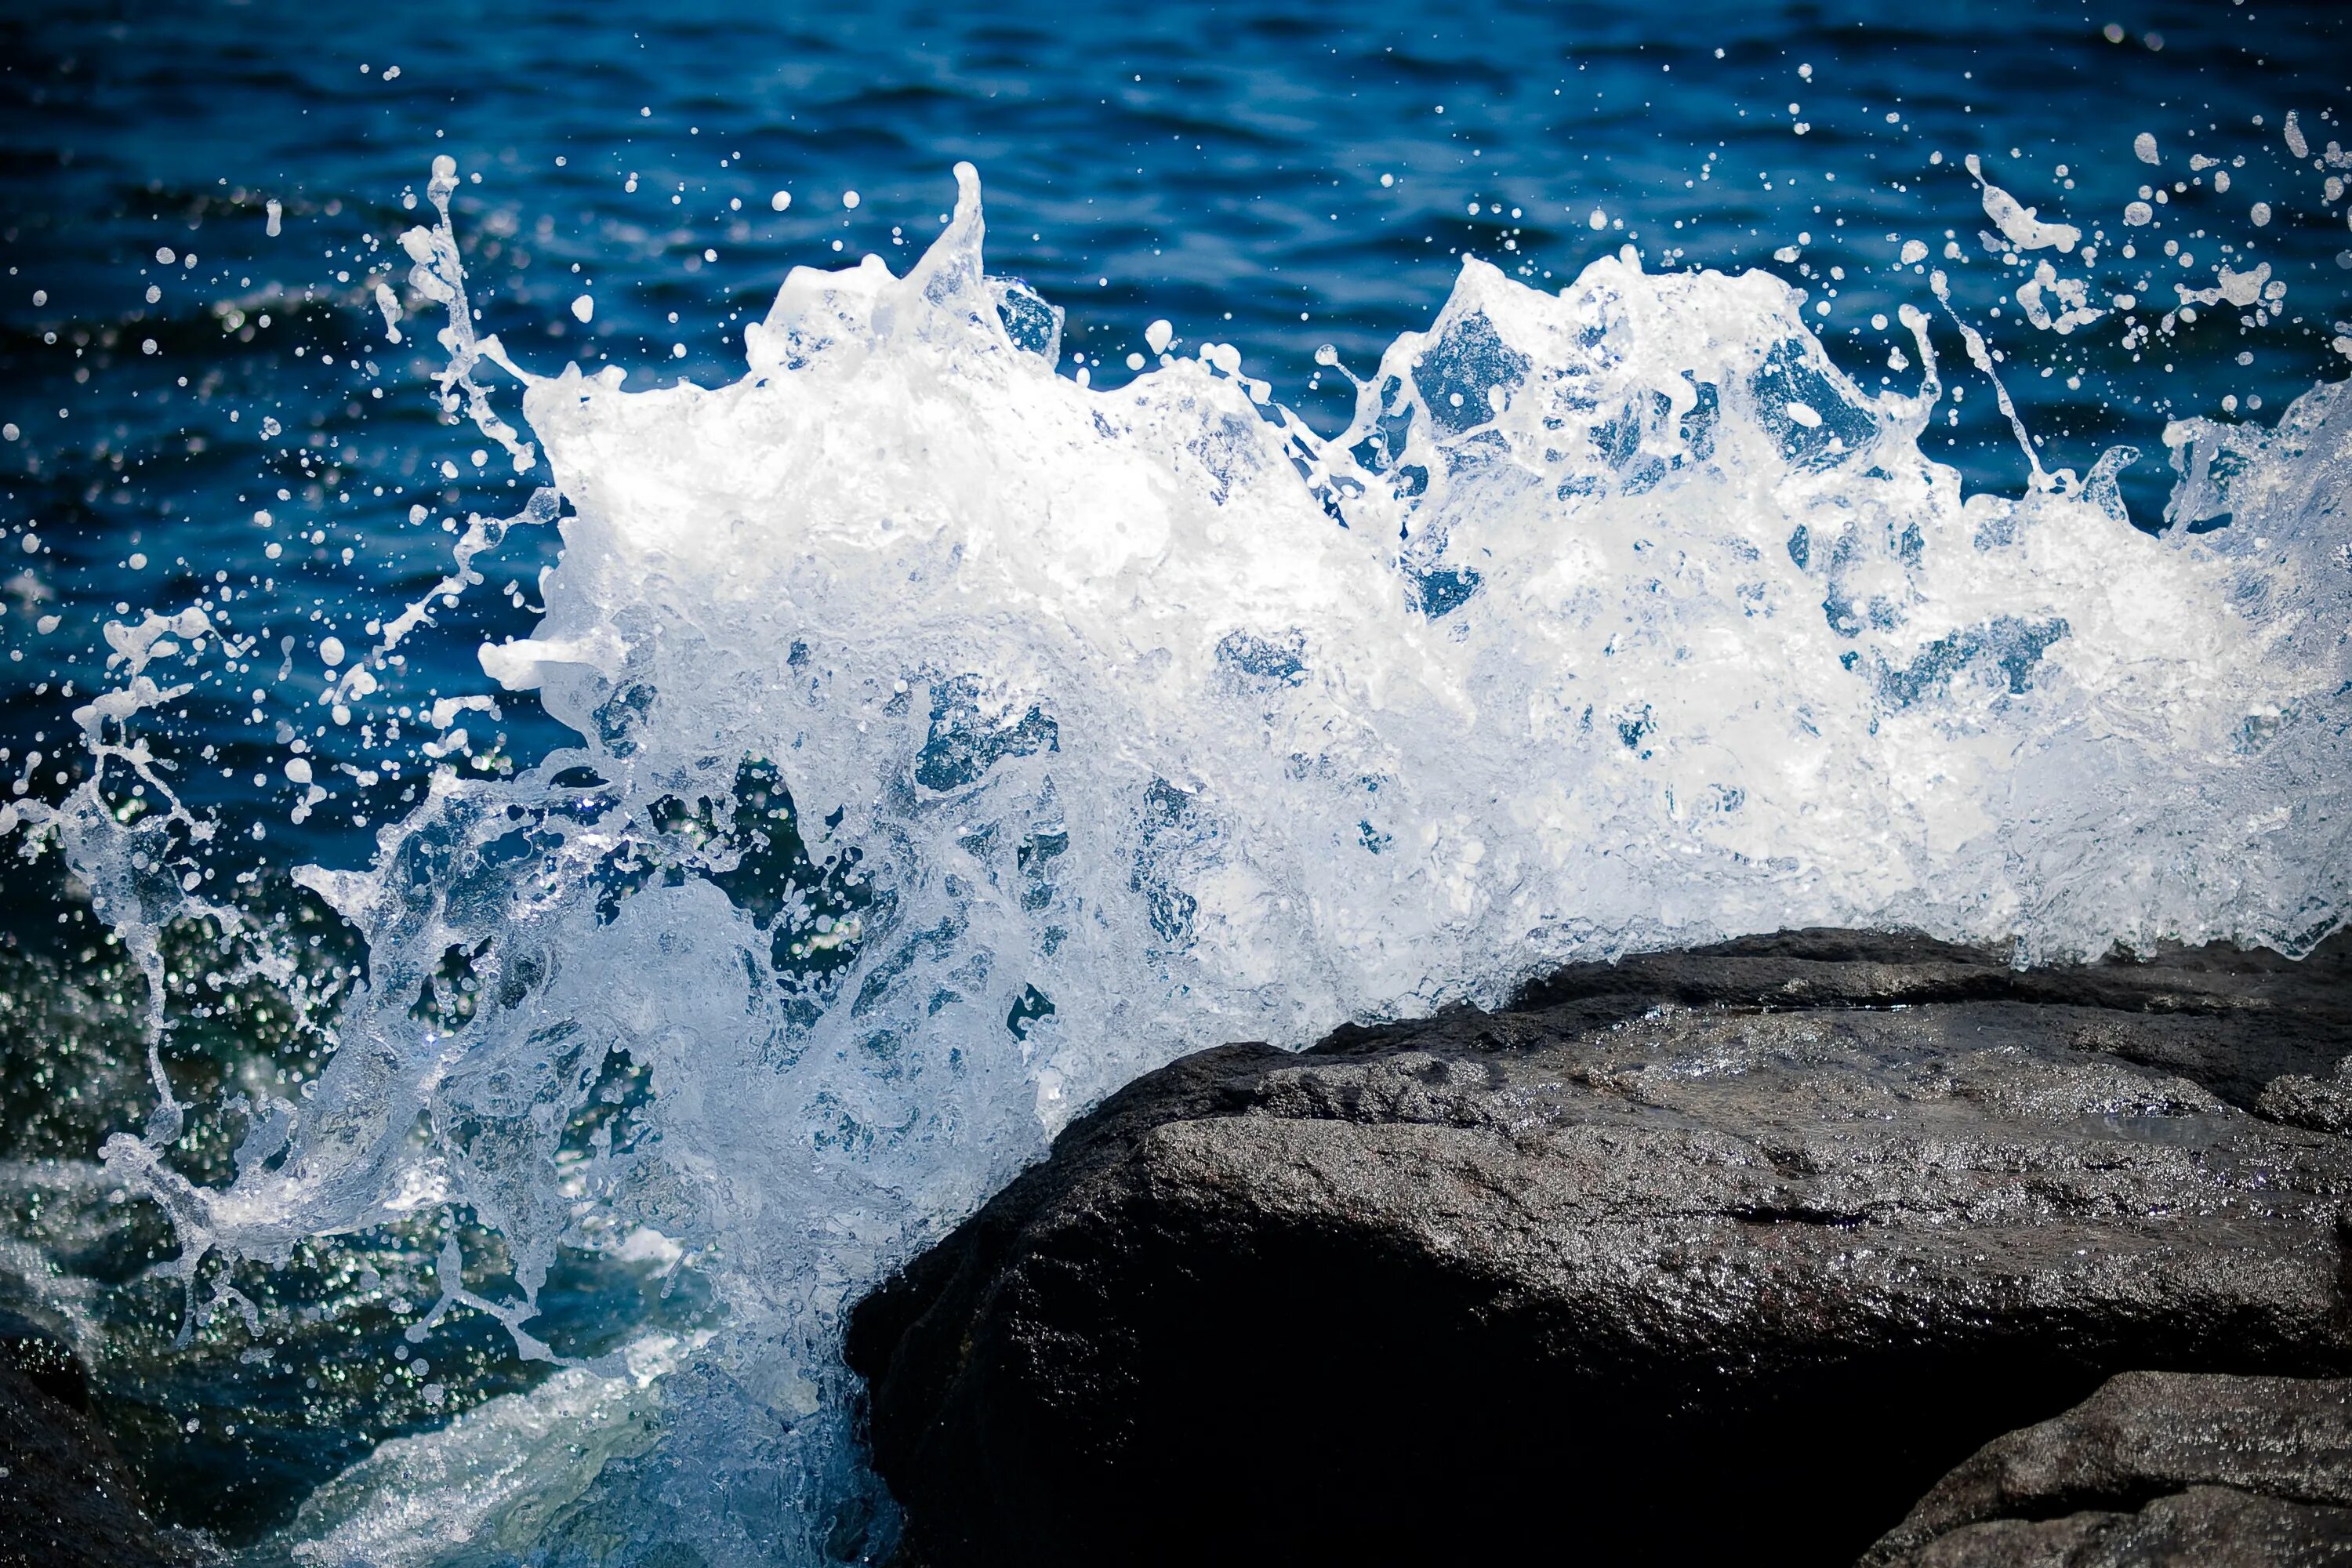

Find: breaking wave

[9,154,2350,1563]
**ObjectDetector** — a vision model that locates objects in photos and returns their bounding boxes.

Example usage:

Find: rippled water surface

[2,3,2348,1562]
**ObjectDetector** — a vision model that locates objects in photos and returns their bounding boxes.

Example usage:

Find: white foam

[270,1338,683,1567]
[1965,155,2081,252]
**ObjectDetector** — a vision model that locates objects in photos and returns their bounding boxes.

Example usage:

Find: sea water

[2,5,2350,1563]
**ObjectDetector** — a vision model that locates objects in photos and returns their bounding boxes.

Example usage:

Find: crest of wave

[25,162,2350,1563]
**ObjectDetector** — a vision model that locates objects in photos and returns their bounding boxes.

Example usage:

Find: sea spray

[9,158,2350,1563]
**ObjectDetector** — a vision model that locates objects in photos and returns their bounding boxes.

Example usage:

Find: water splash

[14,158,2352,1563]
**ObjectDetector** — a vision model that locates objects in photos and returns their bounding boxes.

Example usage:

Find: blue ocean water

[4,0,2347,874]
[0,1,2348,1556]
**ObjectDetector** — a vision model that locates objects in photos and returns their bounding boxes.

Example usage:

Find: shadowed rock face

[0,1308,209,1568]
[1863,1371,2352,1566]
[846,929,2352,1568]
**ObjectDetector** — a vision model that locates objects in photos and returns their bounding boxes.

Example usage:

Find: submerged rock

[0,1307,210,1568]
[1862,1371,2352,1566]
[0,1305,88,1414]
[847,929,2352,1567]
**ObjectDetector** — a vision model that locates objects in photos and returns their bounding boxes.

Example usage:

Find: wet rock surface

[0,1306,209,1568]
[1863,1371,2352,1566]
[848,928,2352,1567]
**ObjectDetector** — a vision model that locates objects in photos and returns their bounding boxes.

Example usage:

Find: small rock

[1864,1370,2352,1566]
[2262,1070,2352,1137]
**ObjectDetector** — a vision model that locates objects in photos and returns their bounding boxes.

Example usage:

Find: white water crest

[15,158,2352,1563]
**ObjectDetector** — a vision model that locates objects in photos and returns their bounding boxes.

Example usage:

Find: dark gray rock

[0,1308,210,1568]
[2262,1072,2352,1138]
[1878,1487,2352,1568]
[847,928,2352,1568]
[1863,1371,2352,1566]
[0,1305,87,1414]
[1509,927,2352,1112]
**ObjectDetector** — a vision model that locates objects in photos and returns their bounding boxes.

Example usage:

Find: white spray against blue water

[9,150,2352,1563]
